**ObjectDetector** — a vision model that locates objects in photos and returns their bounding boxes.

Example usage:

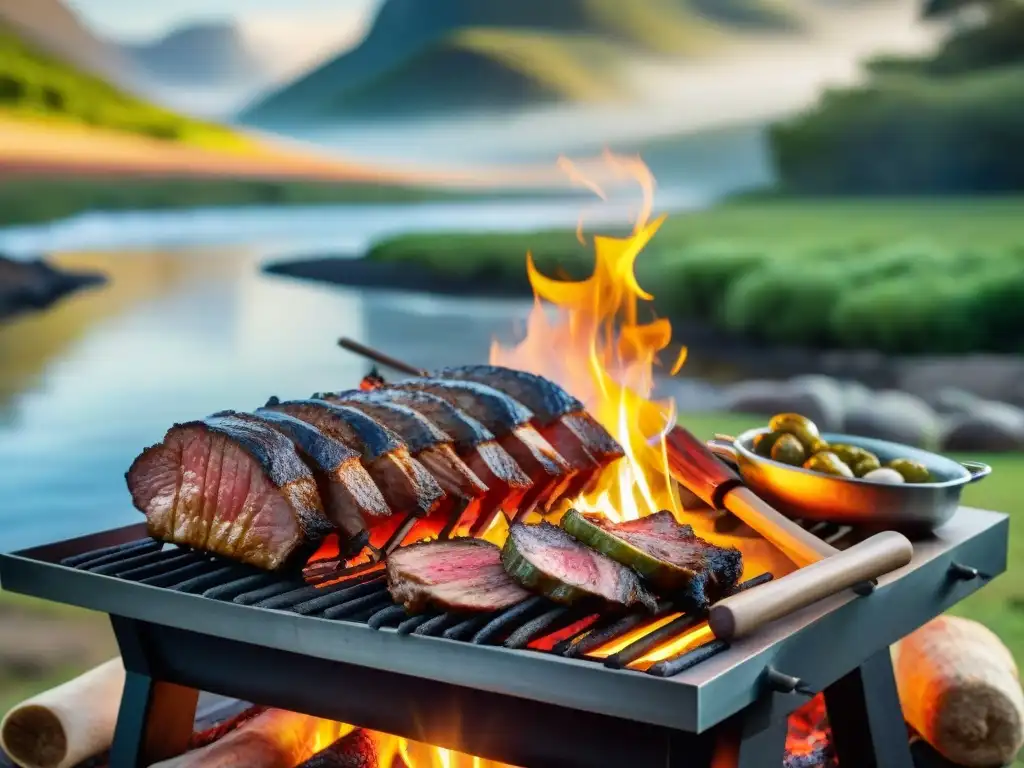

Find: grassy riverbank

[1,410,1020,714]
[365,199,1024,355]
[0,175,472,228]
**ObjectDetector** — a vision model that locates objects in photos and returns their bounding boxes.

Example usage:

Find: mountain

[0,0,138,91]
[241,0,803,124]
[122,21,271,89]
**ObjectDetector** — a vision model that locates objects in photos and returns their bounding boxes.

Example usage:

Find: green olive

[768,413,821,452]
[809,438,831,455]
[829,444,870,466]
[803,451,855,478]
[887,458,931,483]
[753,431,784,457]
[770,433,807,466]
[852,455,882,477]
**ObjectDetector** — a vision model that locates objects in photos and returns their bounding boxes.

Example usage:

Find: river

[0,196,721,553]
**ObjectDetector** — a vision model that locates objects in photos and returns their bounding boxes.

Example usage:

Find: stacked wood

[0,658,124,768]
[150,710,355,768]
[893,615,1024,767]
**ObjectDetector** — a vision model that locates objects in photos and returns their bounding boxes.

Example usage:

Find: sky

[66,0,380,40]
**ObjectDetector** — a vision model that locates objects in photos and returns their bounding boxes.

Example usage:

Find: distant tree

[0,74,26,103]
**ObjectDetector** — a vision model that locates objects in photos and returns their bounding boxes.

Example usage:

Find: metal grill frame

[0,506,1008,768]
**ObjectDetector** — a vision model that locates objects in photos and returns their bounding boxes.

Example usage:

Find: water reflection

[0,245,538,552]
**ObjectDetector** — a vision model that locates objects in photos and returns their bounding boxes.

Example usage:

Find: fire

[376,734,517,768]
[489,151,794,582]
[490,151,681,523]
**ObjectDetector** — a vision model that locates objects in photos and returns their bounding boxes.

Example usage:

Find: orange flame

[489,152,795,583]
[490,152,680,524]
[375,735,518,768]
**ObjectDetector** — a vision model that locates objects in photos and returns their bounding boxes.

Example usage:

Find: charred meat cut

[126,415,333,570]
[315,390,487,506]
[502,522,656,611]
[561,509,742,608]
[388,378,574,513]
[387,539,531,613]
[218,410,390,560]
[436,365,625,499]
[260,399,444,517]
[349,386,534,525]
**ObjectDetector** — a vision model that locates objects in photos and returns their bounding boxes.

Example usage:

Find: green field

[0,176,480,228]
[1,409,1020,718]
[0,23,249,150]
[366,198,1024,355]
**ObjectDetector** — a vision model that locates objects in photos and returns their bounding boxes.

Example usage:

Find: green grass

[365,198,1024,355]
[0,176,481,227]
[0,23,251,150]
[679,410,1024,673]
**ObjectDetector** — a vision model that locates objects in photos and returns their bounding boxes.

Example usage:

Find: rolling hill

[241,0,804,124]
[0,0,138,91]
[0,19,250,151]
[122,21,271,89]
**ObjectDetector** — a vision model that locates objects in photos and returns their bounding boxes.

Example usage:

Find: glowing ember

[375,734,517,768]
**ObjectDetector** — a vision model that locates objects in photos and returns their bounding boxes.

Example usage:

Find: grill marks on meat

[260,399,444,517]
[219,410,390,560]
[315,390,488,505]
[502,522,656,610]
[387,539,530,613]
[390,378,574,513]
[436,365,625,499]
[126,415,332,570]
[354,387,534,524]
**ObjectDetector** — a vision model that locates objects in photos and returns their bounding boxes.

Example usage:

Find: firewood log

[0,658,124,768]
[892,615,1024,767]
[150,709,353,768]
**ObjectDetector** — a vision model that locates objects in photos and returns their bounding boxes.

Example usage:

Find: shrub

[654,242,770,320]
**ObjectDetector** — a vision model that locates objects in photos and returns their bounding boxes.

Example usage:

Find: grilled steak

[562,509,742,608]
[387,539,531,613]
[220,410,391,560]
[260,399,444,517]
[349,385,534,522]
[436,365,625,499]
[502,522,656,610]
[389,378,574,514]
[126,415,333,570]
[315,390,488,508]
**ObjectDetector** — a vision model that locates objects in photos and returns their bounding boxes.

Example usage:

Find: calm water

[0,198,719,553]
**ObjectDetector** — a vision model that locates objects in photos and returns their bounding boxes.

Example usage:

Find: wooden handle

[664,427,745,509]
[708,531,914,641]
[723,486,840,568]
[337,337,425,376]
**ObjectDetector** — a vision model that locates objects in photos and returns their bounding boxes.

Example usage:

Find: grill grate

[62,536,776,677]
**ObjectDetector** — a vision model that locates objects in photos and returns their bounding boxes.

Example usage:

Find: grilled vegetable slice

[561,509,742,608]
[501,522,656,610]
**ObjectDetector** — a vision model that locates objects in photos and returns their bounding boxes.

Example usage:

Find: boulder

[722,380,833,429]
[940,405,1024,452]
[844,390,940,450]
[786,375,846,431]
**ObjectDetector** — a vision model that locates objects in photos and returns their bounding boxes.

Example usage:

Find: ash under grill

[60,536,774,678]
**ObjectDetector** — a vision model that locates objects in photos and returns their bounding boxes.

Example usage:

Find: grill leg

[704,702,789,768]
[824,649,914,768]
[110,616,199,768]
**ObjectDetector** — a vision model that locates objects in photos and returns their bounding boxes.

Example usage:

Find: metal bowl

[707,429,991,534]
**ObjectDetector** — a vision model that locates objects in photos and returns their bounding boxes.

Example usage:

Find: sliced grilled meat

[260,399,443,517]
[389,378,574,514]
[387,539,530,614]
[437,365,625,498]
[219,410,391,560]
[315,390,487,508]
[561,509,742,608]
[126,415,332,570]
[502,522,656,610]
[350,386,534,528]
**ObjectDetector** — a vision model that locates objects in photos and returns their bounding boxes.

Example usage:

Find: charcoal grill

[0,506,1007,768]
